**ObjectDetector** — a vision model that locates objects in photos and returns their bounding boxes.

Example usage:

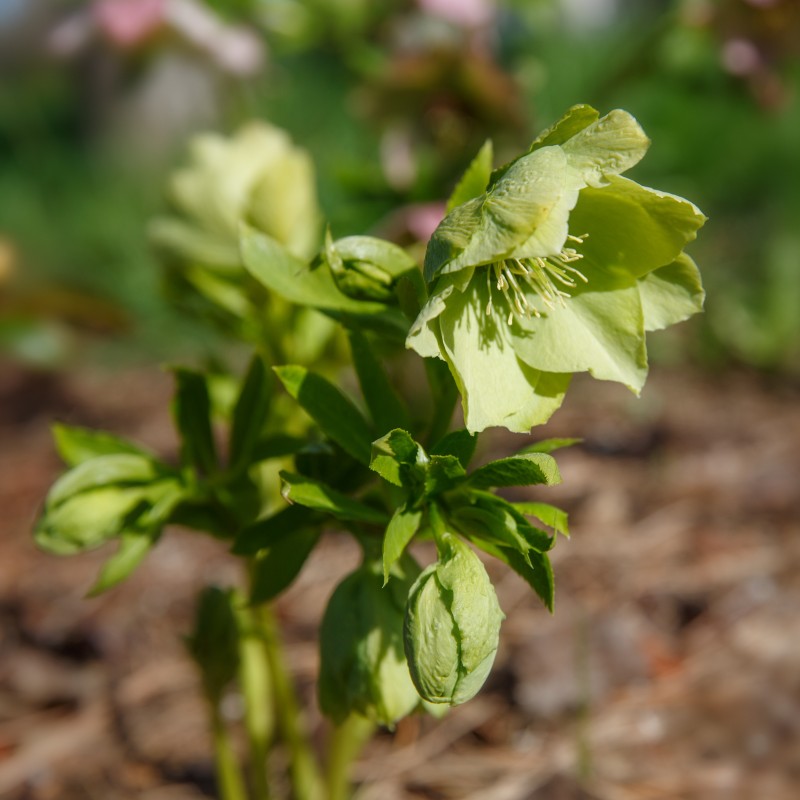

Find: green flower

[150,121,320,267]
[407,106,706,433]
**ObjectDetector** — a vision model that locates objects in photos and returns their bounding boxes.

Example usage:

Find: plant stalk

[238,606,275,800]
[256,604,324,800]
[211,703,250,800]
[325,714,375,800]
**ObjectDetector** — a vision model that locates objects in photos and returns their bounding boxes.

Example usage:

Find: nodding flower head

[407,105,706,434]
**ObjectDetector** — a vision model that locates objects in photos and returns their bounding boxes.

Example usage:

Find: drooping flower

[407,105,706,433]
[151,122,320,267]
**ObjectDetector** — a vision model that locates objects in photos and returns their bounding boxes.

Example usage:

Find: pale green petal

[511,275,648,392]
[406,272,470,359]
[425,147,571,281]
[570,175,707,279]
[249,147,319,259]
[170,123,319,257]
[171,124,291,238]
[406,293,447,359]
[638,252,705,332]
[528,104,600,151]
[438,273,570,432]
[561,109,650,187]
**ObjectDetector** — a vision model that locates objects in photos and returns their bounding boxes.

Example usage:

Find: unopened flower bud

[321,232,396,302]
[404,534,504,706]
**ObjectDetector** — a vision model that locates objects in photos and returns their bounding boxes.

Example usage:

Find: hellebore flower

[404,533,505,706]
[151,122,320,267]
[407,106,706,433]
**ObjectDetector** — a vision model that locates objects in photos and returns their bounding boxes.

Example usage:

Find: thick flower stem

[210,703,250,800]
[325,715,375,800]
[255,604,324,800]
[237,606,275,800]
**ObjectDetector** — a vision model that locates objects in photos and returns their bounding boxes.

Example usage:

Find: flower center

[484,234,589,325]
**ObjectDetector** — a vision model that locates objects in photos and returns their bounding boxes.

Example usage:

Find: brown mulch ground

[1,361,799,800]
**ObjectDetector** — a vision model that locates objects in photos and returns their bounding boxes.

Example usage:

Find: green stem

[423,358,458,447]
[427,502,448,551]
[325,715,375,800]
[256,604,324,800]
[238,607,275,800]
[211,703,250,800]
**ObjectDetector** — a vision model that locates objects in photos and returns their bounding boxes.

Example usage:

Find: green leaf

[47,454,165,507]
[148,217,241,269]
[447,140,493,213]
[430,429,477,469]
[229,354,271,470]
[172,368,218,474]
[250,433,307,462]
[274,365,374,465]
[370,429,425,489]
[86,482,187,591]
[451,502,531,563]
[505,548,555,613]
[638,252,705,332]
[280,471,388,525]
[424,455,467,497]
[250,529,321,604]
[349,332,411,435]
[515,437,582,455]
[513,502,570,538]
[52,424,151,468]
[186,587,241,702]
[241,228,388,315]
[36,477,184,556]
[452,491,553,555]
[36,485,154,555]
[87,531,157,596]
[468,452,561,489]
[382,506,423,585]
[184,265,250,318]
[469,536,555,612]
[293,441,366,493]
[231,504,321,555]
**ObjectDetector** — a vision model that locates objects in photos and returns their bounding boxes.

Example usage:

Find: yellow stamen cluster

[485,234,589,325]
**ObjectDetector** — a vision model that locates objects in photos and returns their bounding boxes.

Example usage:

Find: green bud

[318,556,422,727]
[404,534,505,706]
[34,453,183,556]
[321,231,395,302]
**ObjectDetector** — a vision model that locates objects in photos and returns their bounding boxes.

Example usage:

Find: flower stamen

[486,235,589,325]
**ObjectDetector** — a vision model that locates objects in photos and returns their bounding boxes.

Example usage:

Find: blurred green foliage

[1,0,798,370]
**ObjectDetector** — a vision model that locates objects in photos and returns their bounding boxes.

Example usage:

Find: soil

[1,360,799,800]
